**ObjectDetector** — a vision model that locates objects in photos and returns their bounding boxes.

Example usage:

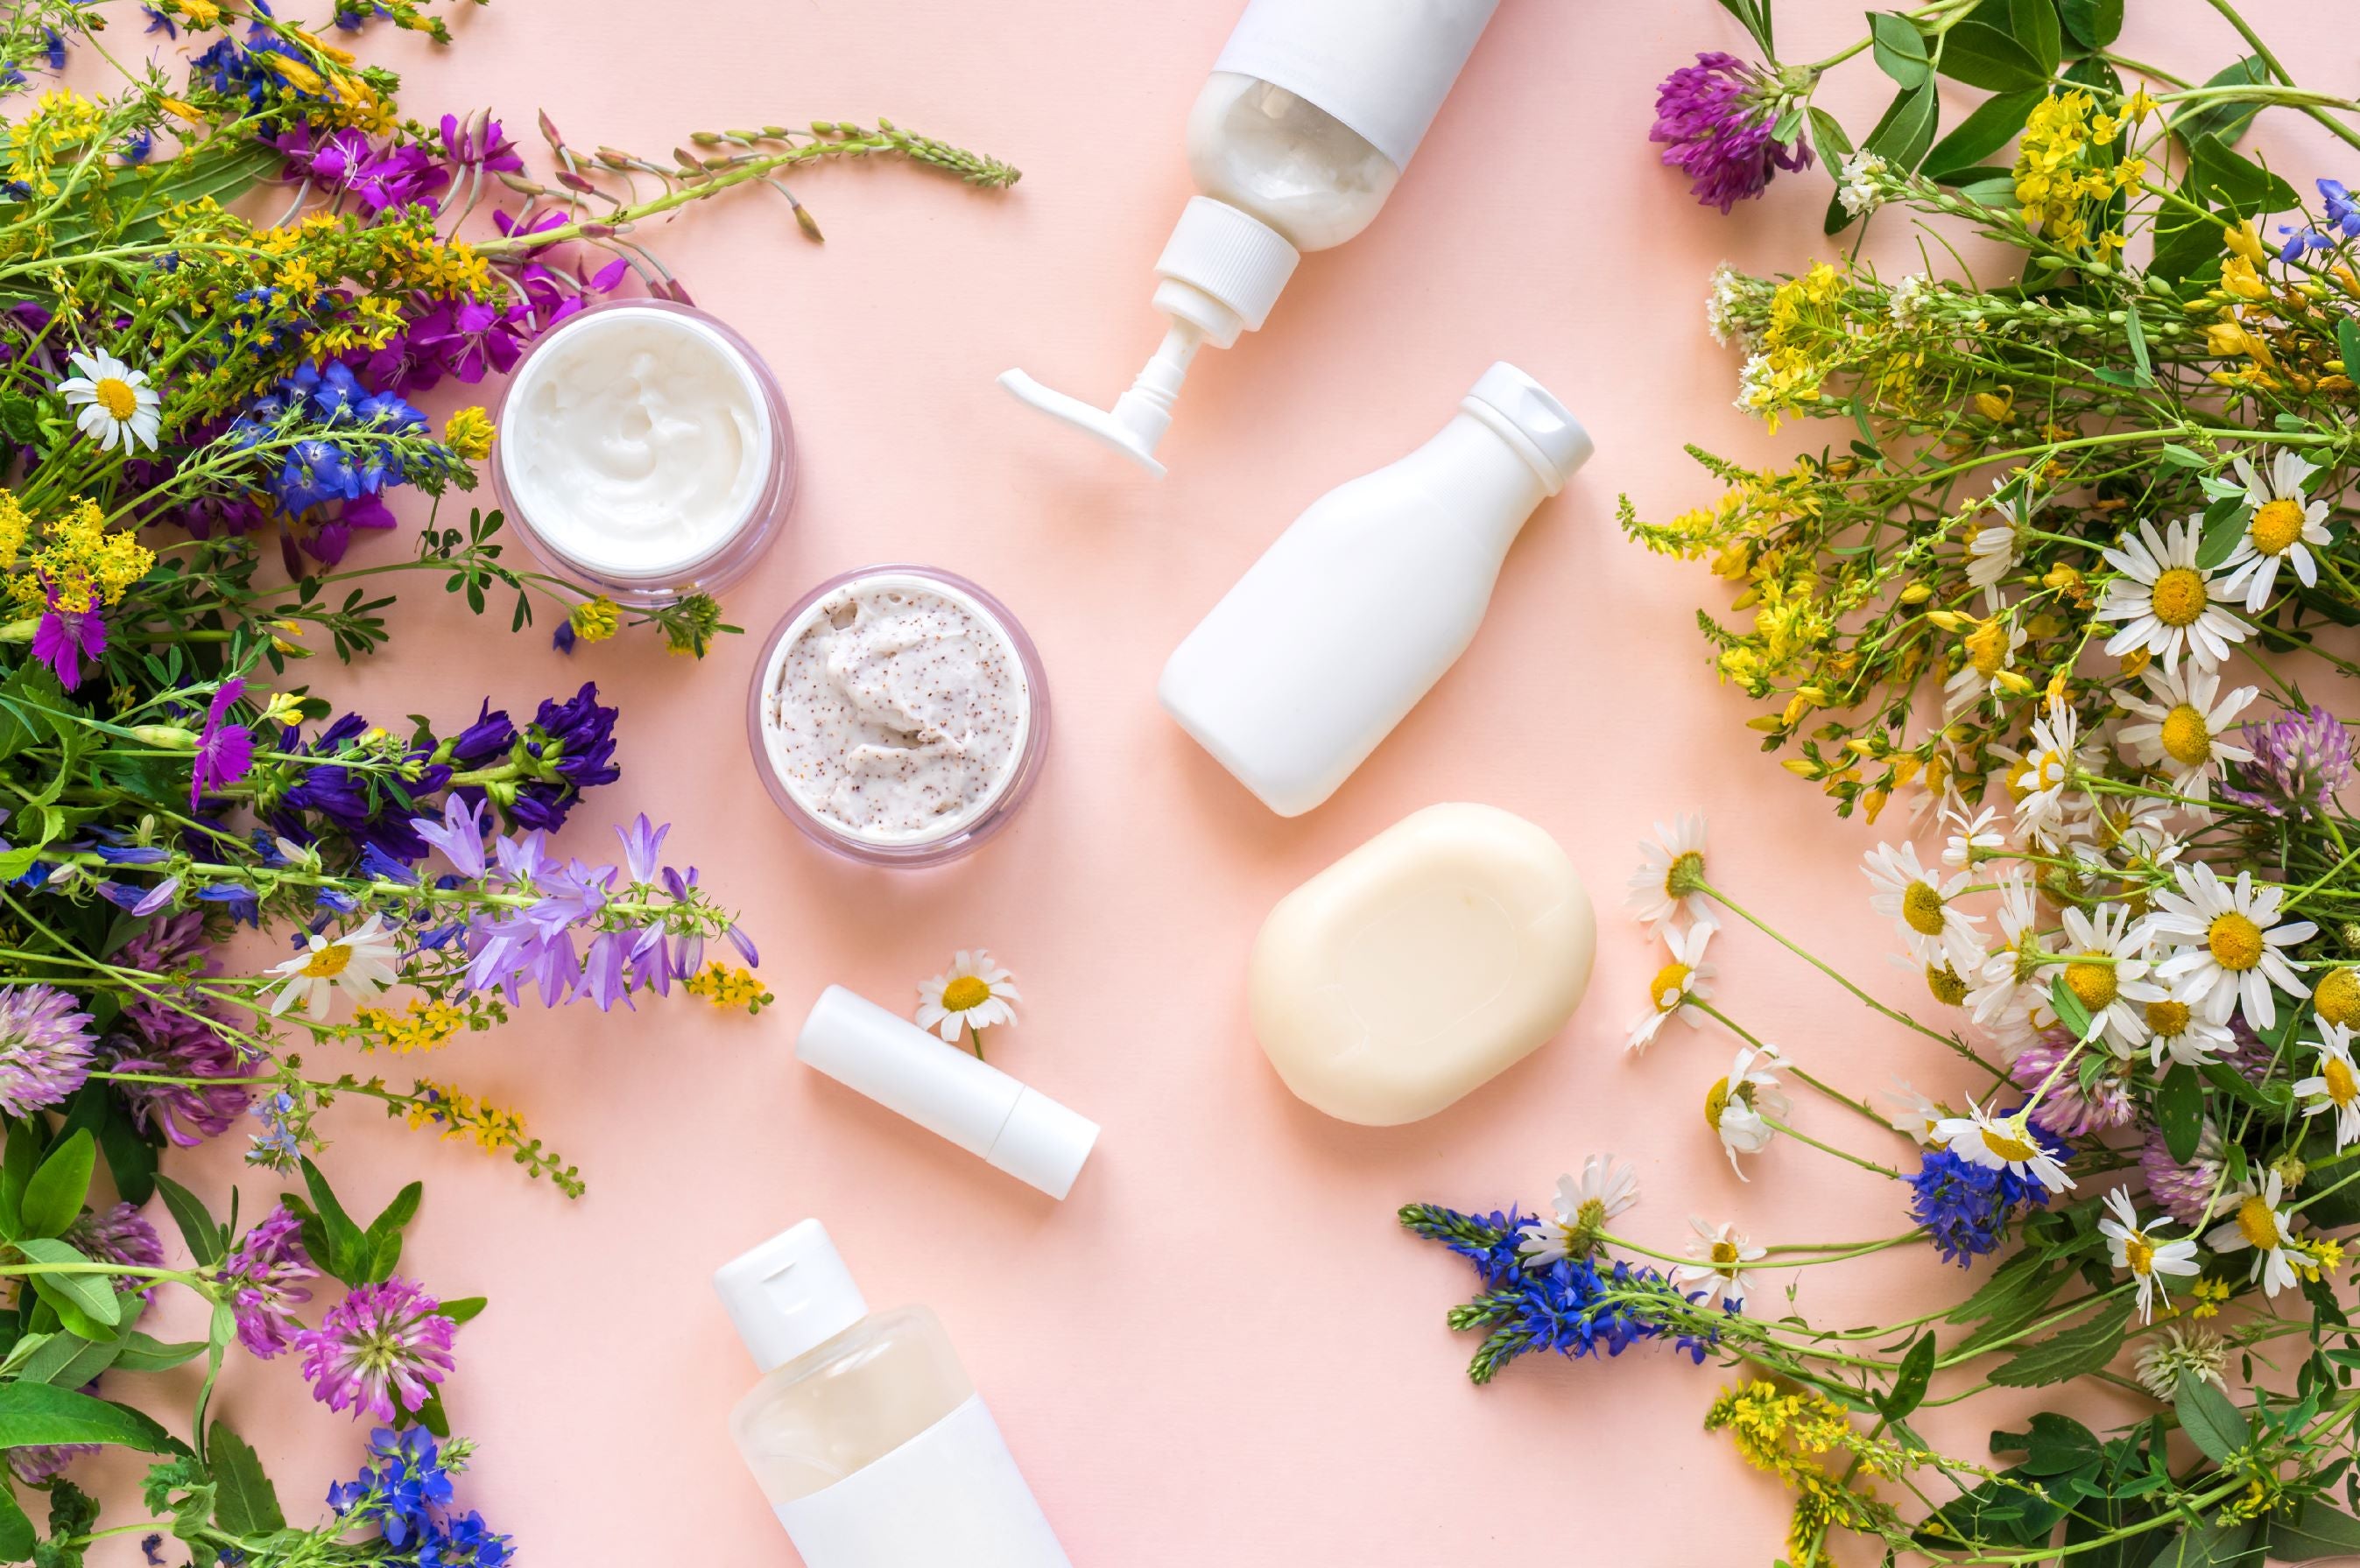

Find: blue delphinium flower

[1908,1120,2064,1267]
[327,1427,511,1564]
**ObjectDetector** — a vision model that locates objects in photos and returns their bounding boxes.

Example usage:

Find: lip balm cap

[989,1088,1100,1201]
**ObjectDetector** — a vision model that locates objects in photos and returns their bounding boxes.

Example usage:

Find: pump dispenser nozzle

[999,196,1299,478]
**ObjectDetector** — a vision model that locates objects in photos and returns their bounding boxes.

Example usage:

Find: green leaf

[359,1182,422,1285]
[438,1296,488,1325]
[2145,1515,2254,1567]
[1948,1249,2050,1322]
[2158,1066,2206,1164]
[111,1333,206,1375]
[0,1383,178,1452]
[1925,88,2045,178]
[1865,80,1941,171]
[0,1123,38,1243]
[298,1158,366,1286]
[1880,1332,1936,1417]
[2176,1372,2249,1465]
[2059,0,2123,48]
[1936,21,2047,92]
[15,1241,117,1331]
[2000,1411,2104,1475]
[1808,107,1854,164]
[1870,11,1932,87]
[2197,496,2251,571]
[97,1096,157,1209]
[151,1176,222,1269]
[2124,302,2153,384]
[18,1133,92,1241]
[2049,975,2094,1041]
[2269,1502,2360,1561]
[2172,57,2270,150]
[2337,318,2360,380]
[1994,0,2061,74]
[2152,131,2304,283]
[0,1489,29,1563]
[1990,1300,2132,1387]
[19,1330,121,1390]
[206,1423,285,1537]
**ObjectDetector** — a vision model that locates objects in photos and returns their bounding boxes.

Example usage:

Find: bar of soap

[1249,803,1595,1125]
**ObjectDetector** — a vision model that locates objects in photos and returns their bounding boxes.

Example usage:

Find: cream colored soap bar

[1249,803,1596,1125]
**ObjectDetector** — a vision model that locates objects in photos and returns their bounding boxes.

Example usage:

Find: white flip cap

[796,986,1100,1200]
[1461,362,1594,496]
[998,198,1300,478]
[714,1218,870,1374]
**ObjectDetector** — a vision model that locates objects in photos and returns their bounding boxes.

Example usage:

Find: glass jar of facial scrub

[492,299,793,607]
[747,566,1050,868]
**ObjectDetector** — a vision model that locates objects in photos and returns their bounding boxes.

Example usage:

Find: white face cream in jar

[747,566,1050,868]
[493,299,793,604]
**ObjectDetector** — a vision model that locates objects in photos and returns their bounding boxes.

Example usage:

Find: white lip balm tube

[795,986,1100,1200]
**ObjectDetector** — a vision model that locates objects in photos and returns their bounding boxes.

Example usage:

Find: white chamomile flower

[1708,1044,1790,1181]
[2096,516,2247,671]
[913,949,1021,1044]
[1932,1099,2074,1193]
[1627,813,1710,928]
[2221,449,2331,612]
[264,913,398,1021]
[1939,798,2005,870]
[2005,700,2091,849]
[1518,1155,1639,1267]
[2295,1020,2360,1150]
[1673,1216,1765,1310]
[1944,615,2030,718]
[2053,902,2165,1057]
[58,349,162,454]
[2136,1324,2228,1401]
[2085,791,2187,865]
[2097,1188,2201,1323]
[1966,869,2053,1050]
[1863,840,1985,974]
[2149,862,2317,1030]
[1628,918,1718,1052]
[2143,995,2235,1072]
[1965,478,2035,609]
[2116,664,2258,804]
[2206,1169,2299,1297]
[1836,150,1889,217]
[1883,1078,1946,1144]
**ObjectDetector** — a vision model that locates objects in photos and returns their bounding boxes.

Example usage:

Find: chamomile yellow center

[1982,1125,2039,1163]
[2031,749,2067,791]
[1704,1076,1751,1129]
[1649,962,1694,1011]
[940,975,991,1011]
[2149,566,2209,628]
[93,376,139,420]
[2123,1234,2156,1275]
[2251,496,2307,556]
[2146,999,2193,1037]
[2316,968,2360,1028]
[1710,1240,1742,1268]
[1901,881,1950,936]
[1574,1198,1607,1232]
[1665,848,1707,898]
[299,943,352,979]
[2327,1056,2358,1108]
[2004,758,2036,802]
[2160,703,2212,768]
[1927,963,1969,1006]
[2064,956,2118,1011]
[2208,911,2265,972]
[2237,1193,2279,1250]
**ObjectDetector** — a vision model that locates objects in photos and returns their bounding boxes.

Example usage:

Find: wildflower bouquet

[0,2,1014,1563]
[1410,2,2360,1564]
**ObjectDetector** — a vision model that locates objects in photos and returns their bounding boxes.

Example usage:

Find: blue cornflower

[1908,1143,2055,1266]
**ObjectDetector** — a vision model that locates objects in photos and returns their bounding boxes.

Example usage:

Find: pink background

[76,0,2356,1562]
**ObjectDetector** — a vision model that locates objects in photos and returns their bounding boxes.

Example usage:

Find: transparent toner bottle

[717,1220,1073,1567]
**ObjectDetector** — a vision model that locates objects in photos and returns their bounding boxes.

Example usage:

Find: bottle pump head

[999,196,1300,477]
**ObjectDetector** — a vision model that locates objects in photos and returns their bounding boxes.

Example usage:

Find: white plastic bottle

[1000,0,1501,475]
[717,1220,1073,1568]
[1159,362,1592,817]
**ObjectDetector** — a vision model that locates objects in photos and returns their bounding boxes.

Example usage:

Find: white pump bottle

[999,0,1501,475]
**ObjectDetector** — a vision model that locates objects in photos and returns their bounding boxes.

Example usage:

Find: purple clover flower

[219,1205,318,1359]
[65,1201,164,1300]
[2008,1031,2135,1136]
[2222,705,2355,818]
[295,1276,458,1421]
[0,986,95,1117]
[1650,52,1812,213]
[8,1442,98,1485]
[2141,1122,2227,1228]
[194,676,256,811]
[105,997,255,1147]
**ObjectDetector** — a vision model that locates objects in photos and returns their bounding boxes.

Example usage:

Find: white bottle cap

[714,1218,870,1374]
[998,197,1300,478]
[1462,362,1594,496]
[796,986,1101,1200]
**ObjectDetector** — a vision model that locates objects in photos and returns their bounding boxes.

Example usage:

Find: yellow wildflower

[567,596,621,645]
[685,962,771,1013]
[2221,255,2272,300]
[2223,221,2269,267]
[442,406,494,461]
[257,50,326,95]
[2190,1277,2231,1318]
[352,998,467,1054]
[5,499,156,620]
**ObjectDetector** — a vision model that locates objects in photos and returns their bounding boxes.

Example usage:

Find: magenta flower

[8,1443,97,1484]
[219,1205,317,1359]
[295,1276,457,1419]
[31,577,106,690]
[65,1201,164,1301]
[1651,52,1812,213]
[439,111,522,172]
[193,676,256,810]
[2007,1031,2134,1136]
[2222,705,2355,818]
[105,999,254,1146]
[0,986,95,1118]
[2141,1122,2226,1228]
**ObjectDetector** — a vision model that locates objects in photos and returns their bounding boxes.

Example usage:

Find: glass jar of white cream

[748,566,1050,868]
[492,299,793,606]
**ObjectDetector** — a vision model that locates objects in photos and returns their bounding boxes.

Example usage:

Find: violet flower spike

[410,793,490,878]
[616,814,669,884]
[1650,52,1814,213]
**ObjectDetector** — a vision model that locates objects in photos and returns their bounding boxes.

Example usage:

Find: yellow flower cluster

[404,1079,529,1153]
[2188,1276,2232,1318]
[685,962,770,1012]
[2011,90,2140,260]
[1738,263,1850,430]
[567,595,620,644]
[4,497,156,620]
[443,406,494,462]
[1705,1381,1895,1558]
[5,90,108,200]
[351,997,466,1054]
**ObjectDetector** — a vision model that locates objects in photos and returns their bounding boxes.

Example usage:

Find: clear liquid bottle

[1000,0,1501,475]
[717,1220,1073,1567]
